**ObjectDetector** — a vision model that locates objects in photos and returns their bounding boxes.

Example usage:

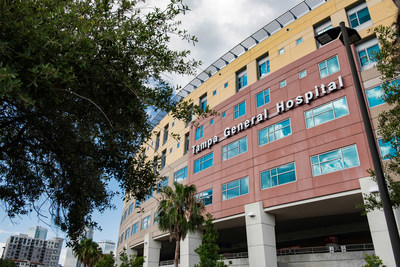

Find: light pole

[315,21,400,266]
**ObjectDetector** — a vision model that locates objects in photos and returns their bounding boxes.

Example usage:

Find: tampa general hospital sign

[192,76,344,155]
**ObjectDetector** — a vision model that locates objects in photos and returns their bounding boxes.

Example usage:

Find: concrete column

[360,177,400,267]
[180,230,203,267]
[245,201,277,267]
[143,233,161,267]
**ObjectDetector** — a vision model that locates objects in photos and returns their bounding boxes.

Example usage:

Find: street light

[315,21,400,266]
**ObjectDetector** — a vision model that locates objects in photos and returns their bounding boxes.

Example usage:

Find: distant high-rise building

[3,233,63,267]
[63,227,94,267]
[97,240,115,254]
[27,226,48,240]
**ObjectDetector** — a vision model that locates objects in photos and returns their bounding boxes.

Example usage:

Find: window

[319,55,340,78]
[128,203,133,215]
[257,55,270,79]
[200,94,207,111]
[177,142,180,148]
[170,147,173,153]
[163,124,169,145]
[314,19,333,48]
[279,80,286,88]
[141,215,151,230]
[311,144,360,176]
[210,119,214,125]
[194,152,213,174]
[347,2,371,29]
[258,118,291,146]
[131,222,139,235]
[174,166,187,182]
[157,177,168,193]
[213,90,217,96]
[154,211,159,224]
[234,101,246,119]
[123,210,127,220]
[185,108,192,128]
[135,199,142,208]
[184,132,189,155]
[172,121,175,127]
[195,125,204,140]
[144,188,153,201]
[296,37,303,45]
[222,136,247,161]
[378,139,396,160]
[305,97,349,128]
[224,82,228,88]
[222,177,249,201]
[256,89,270,108]
[299,70,307,79]
[237,69,247,92]
[161,149,166,169]
[261,162,296,189]
[125,228,130,239]
[278,47,285,55]
[356,38,379,70]
[155,133,160,151]
[222,112,227,118]
[197,189,213,206]
[366,85,385,108]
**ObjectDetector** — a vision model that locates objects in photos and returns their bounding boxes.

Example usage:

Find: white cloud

[0,229,20,235]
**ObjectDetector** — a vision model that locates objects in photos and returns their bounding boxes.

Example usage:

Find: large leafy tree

[157,183,205,267]
[0,0,200,241]
[95,251,115,267]
[74,238,103,267]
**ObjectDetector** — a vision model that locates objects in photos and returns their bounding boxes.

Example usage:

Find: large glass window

[125,228,130,239]
[161,150,166,169]
[155,133,160,151]
[319,55,340,78]
[347,2,371,29]
[128,203,133,215]
[174,166,187,182]
[195,125,204,140]
[305,97,349,128]
[222,177,249,201]
[194,153,213,174]
[237,69,247,92]
[200,94,207,112]
[197,189,213,206]
[366,86,385,108]
[258,119,291,146]
[163,124,169,145]
[234,101,246,119]
[141,215,151,230]
[261,162,296,189]
[356,38,379,70]
[222,136,247,161]
[256,89,270,108]
[258,55,270,79]
[378,139,396,160]
[157,177,168,193]
[131,222,139,235]
[311,145,360,176]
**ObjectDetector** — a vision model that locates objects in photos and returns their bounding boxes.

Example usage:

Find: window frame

[195,125,204,141]
[236,68,248,92]
[141,215,151,230]
[234,101,246,119]
[197,189,213,206]
[304,97,350,129]
[161,149,166,169]
[258,118,292,146]
[222,136,248,161]
[131,222,139,235]
[222,177,249,201]
[378,138,397,160]
[194,152,213,174]
[256,89,271,108]
[347,2,372,30]
[261,162,296,190]
[356,38,379,70]
[318,55,340,78]
[200,94,207,112]
[366,85,385,108]
[174,166,188,182]
[257,54,270,79]
[163,124,169,145]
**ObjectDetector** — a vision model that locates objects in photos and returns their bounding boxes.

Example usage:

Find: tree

[95,251,115,267]
[157,183,205,267]
[0,0,201,242]
[0,259,16,267]
[74,238,103,267]
[194,213,228,267]
[118,248,144,267]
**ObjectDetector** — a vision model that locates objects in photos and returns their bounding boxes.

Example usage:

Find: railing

[221,252,249,259]
[159,259,179,266]
[277,243,374,256]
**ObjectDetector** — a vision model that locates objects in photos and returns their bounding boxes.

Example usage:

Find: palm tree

[73,238,103,267]
[157,183,205,267]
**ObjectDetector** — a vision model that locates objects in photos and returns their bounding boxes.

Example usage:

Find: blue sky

[0,0,303,264]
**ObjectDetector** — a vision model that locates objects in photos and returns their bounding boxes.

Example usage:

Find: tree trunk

[174,238,180,267]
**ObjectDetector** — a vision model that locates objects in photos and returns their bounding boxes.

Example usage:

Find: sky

[0,0,303,264]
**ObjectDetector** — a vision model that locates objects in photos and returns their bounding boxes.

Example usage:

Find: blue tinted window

[296,37,303,45]
[261,162,296,189]
[366,86,385,108]
[195,125,204,140]
[174,166,187,182]
[349,7,371,28]
[378,139,396,160]
[198,189,213,206]
[305,97,349,128]
[258,119,291,146]
[222,177,248,201]
[222,112,227,118]
[131,222,139,235]
[141,216,151,230]
[157,177,168,193]
[237,70,247,91]
[234,101,246,119]
[258,56,270,78]
[222,136,247,161]
[224,82,228,88]
[358,44,379,67]
[319,56,340,78]
[128,203,133,215]
[210,119,214,125]
[280,80,286,88]
[311,145,360,176]
[256,89,270,108]
[194,153,213,174]
[213,90,217,95]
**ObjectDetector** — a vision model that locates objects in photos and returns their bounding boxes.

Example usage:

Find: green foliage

[0,259,16,267]
[363,253,386,267]
[194,213,228,267]
[157,183,205,267]
[73,238,104,267]
[0,0,201,242]
[95,252,115,267]
[119,248,144,267]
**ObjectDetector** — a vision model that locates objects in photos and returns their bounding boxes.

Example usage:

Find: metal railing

[277,243,374,256]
